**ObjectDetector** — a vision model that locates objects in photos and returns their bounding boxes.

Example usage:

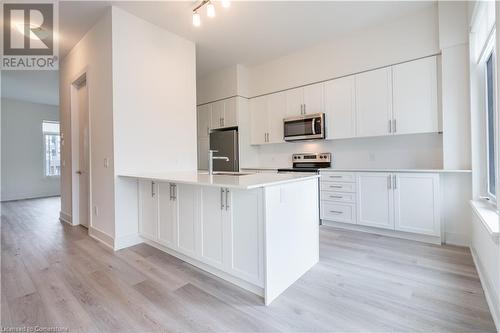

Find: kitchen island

[119,171,320,305]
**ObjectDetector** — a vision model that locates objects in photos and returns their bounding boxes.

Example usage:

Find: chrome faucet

[208,150,229,175]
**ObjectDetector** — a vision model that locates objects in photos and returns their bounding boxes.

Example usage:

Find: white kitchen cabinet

[285,87,304,117]
[200,186,226,268]
[138,180,158,241]
[250,96,268,145]
[197,104,211,138]
[211,100,225,129]
[197,137,209,170]
[355,67,393,138]
[356,173,394,230]
[394,173,440,236]
[176,184,199,257]
[392,57,438,135]
[266,91,286,143]
[223,97,238,128]
[303,82,324,115]
[227,188,264,285]
[158,182,178,247]
[324,76,356,139]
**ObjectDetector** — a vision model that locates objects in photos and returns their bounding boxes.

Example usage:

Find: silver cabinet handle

[172,184,177,200]
[329,175,342,178]
[329,185,342,188]
[207,126,209,135]
[393,119,397,133]
[311,118,316,135]
[220,188,225,210]
[393,175,397,190]
[303,104,306,114]
[329,210,343,214]
[151,181,155,197]
[225,188,229,210]
[169,183,173,200]
[222,117,224,127]
[387,175,392,189]
[329,195,343,199]
[388,120,392,133]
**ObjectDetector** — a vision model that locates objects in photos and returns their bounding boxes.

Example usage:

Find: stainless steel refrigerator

[209,128,239,172]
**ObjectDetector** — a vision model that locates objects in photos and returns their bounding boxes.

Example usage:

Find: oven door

[283,113,325,141]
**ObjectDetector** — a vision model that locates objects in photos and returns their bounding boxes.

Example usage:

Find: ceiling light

[192,12,201,27]
[221,0,230,8]
[207,2,216,18]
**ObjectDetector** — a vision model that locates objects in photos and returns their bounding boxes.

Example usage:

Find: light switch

[104,158,109,168]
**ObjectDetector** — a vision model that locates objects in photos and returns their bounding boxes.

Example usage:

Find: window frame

[42,120,61,178]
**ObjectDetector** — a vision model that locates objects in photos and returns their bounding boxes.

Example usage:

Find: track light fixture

[192,0,230,27]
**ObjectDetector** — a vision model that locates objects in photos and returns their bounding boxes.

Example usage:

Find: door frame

[70,68,92,228]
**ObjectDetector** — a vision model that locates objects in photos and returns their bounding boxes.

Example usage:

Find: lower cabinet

[356,173,395,230]
[138,180,264,286]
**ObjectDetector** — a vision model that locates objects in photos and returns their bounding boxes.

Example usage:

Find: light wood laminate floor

[1,197,496,332]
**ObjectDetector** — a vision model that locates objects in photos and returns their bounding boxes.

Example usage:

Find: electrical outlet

[93,205,99,216]
[104,158,109,168]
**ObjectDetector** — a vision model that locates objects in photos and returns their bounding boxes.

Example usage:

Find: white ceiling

[1,70,59,106]
[59,1,434,77]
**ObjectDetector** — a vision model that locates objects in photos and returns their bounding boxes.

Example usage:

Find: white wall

[197,65,239,105]
[111,7,197,245]
[59,9,115,237]
[1,98,60,201]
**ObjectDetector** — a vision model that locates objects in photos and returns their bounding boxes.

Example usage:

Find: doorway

[70,73,90,228]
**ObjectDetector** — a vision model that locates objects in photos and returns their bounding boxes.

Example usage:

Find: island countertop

[119,171,319,189]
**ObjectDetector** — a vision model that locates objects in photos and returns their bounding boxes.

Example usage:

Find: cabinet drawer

[321,181,356,193]
[321,191,356,203]
[321,172,355,183]
[321,202,356,224]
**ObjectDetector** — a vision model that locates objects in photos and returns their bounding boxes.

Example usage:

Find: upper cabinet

[197,97,239,134]
[324,76,355,140]
[250,96,268,145]
[249,92,286,145]
[392,57,438,135]
[285,87,304,117]
[197,104,211,139]
[355,67,393,138]
[285,83,324,117]
[211,100,225,129]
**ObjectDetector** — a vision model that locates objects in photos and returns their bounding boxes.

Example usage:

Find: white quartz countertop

[321,168,472,173]
[119,171,319,189]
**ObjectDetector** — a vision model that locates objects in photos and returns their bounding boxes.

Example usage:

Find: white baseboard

[470,247,500,332]
[114,233,143,250]
[89,226,114,250]
[59,211,72,225]
[444,231,469,247]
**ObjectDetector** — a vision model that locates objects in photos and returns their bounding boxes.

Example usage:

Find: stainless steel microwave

[283,113,325,141]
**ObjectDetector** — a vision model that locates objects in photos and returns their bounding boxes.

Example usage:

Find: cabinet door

[266,91,286,143]
[139,180,158,241]
[197,104,211,138]
[176,184,199,256]
[392,57,438,135]
[226,188,263,285]
[250,96,268,145]
[285,87,304,117]
[200,187,225,268]
[158,183,178,247]
[197,137,209,170]
[223,97,238,128]
[356,173,394,229]
[355,68,393,137]
[394,173,440,236]
[303,82,324,115]
[324,76,356,139]
[211,100,224,129]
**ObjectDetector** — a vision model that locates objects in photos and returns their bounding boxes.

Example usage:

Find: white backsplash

[250,133,443,169]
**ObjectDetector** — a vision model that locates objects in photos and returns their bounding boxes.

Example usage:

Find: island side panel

[263,178,320,305]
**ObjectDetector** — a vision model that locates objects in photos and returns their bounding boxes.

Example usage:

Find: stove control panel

[292,153,331,163]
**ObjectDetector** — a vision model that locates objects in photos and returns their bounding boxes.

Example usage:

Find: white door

[223,97,238,127]
[303,82,324,115]
[77,80,90,227]
[250,96,268,145]
[226,188,263,285]
[200,187,225,268]
[266,91,286,143]
[355,68,393,137]
[139,180,158,241]
[394,173,440,236]
[197,104,211,138]
[392,57,438,135]
[324,76,356,139]
[197,137,209,170]
[158,183,178,247]
[285,87,304,117]
[356,173,394,229]
[211,100,225,128]
[176,184,199,256]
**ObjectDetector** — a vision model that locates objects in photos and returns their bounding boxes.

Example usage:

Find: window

[485,53,497,199]
[43,121,61,177]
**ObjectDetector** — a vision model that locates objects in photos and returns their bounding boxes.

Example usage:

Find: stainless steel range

[277,153,332,174]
